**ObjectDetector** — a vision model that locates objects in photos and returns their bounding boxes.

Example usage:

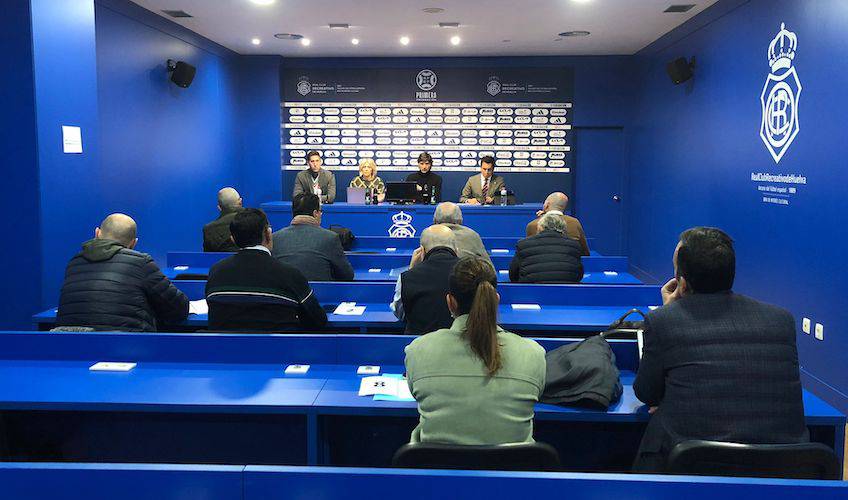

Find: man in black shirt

[202,187,242,252]
[206,208,327,331]
[405,152,442,203]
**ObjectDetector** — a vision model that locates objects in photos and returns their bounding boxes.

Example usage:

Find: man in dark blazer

[460,156,506,205]
[293,151,336,204]
[206,208,327,332]
[633,227,808,472]
[203,187,242,252]
[272,193,354,281]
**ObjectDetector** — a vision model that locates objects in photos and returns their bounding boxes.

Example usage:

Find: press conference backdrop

[280,67,575,202]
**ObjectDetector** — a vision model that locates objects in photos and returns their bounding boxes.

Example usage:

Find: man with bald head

[203,187,243,252]
[391,225,461,334]
[433,202,493,267]
[57,213,189,331]
[526,192,590,256]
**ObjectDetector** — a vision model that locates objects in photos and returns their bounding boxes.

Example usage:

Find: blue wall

[628,0,848,411]
[269,56,634,212]
[1,2,41,329]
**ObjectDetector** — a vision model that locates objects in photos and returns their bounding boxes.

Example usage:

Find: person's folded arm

[633,318,665,406]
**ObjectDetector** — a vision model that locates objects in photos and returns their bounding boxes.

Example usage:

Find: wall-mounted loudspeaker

[166,59,196,88]
[666,57,695,85]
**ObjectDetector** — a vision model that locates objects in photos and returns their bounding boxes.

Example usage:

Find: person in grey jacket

[433,202,493,268]
[293,151,336,204]
[57,213,189,331]
[272,193,354,281]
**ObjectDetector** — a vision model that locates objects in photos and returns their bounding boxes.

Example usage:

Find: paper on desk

[603,271,619,276]
[285,364,310,374]
[498,270,509,275]
[511,303,541,310]
[368,268,382,273]
[90,361,136,372]
[491,248,509,253]
[174,265,189,271]
[360,375,415,401]
[333,302,366,315]
[385,247,397,252]
[189,299,208,315]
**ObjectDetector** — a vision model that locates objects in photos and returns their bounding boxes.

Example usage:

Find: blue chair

[666,440,840,479]
[392,442,560,471]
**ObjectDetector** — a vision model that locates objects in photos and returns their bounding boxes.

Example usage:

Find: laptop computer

[347,187,367,204]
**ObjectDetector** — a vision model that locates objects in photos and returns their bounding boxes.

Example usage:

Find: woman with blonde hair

[349,158,386,202]
[403,256,546,445]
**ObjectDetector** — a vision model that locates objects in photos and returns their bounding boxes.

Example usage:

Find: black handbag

[328,225,355,250]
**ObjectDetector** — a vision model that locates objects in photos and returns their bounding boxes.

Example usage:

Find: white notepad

[603,271,619,276]
[368,268,382,273]
[174,265,189,271]
[491,249,509,253]
[511,303,541,310]
[385,247,397,252]
[357,365,380,375]
[189,299,208,315]
[333,302,366,315]
[89,362,136,372]
[284,364,310,374]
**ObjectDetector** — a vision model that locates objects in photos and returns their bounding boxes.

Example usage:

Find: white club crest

[296,77,311,96]
[486,77,502,96]
[416,69,438,91]
[388,211,416,238]
[760,23,801,164]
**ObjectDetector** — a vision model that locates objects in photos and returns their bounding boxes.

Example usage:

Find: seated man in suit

[206,208,327,332]
[272,193,354,281]
[526,192,589,256]
[509,213,583,283]
[203,187,243,252]
[633,227,808,472]
[433,202,493,267]
[390,225,459,334]
[460,156,505,205]
[293,151,336,204]
[57,213,189,331]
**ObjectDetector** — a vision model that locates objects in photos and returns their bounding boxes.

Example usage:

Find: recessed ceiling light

[450,36,461,46]
[664,4,696,13]
[328,23,350,29]
[161,10,192,18]
[251,37,261,45]
[502,39,511,43]
[301,38,311,46]
[570,0,592,4]
[249,0,275,5]
[400,36,410,46]
[351,38,360,45]
[422,7,445,14]
[274,33,303,40]
[439,22,460,28]
[558,30,591,37]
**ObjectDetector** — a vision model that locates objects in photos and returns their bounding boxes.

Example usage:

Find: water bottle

[500,187,507,206]
[430,185,436,205]
[365,188,371,205]
[372,188,379,205]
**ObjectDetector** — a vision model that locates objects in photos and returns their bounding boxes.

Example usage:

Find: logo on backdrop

[760,23,802,164]
[416,69,438,91]
[296,76,312,96]
[486,76,502,96]
[388,211,416,238]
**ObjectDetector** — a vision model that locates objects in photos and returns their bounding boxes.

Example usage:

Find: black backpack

[329,225,355,250]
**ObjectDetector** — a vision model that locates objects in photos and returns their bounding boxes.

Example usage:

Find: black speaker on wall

[166,59,196,88]
[666,57,695,85]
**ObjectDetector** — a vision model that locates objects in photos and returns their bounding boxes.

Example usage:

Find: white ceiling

[130,0,718,57]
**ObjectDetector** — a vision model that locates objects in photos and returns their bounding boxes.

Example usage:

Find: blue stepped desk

[34,282,662,335]
[3,464,845,500]
[348,235,596,254]
[0,331,842,474]
[261,202,544,238]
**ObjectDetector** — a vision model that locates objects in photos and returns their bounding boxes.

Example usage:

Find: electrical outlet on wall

[814,323,824,341]
[802,318,811,334]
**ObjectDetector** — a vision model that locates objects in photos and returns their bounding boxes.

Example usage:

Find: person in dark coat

[203,187,243,252]
[508,213,583,283]
[391,225,459,334]
[57,213,189,331]
[633,227,808,472]
[206,208,327,332]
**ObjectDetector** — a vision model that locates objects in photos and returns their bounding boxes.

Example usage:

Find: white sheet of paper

[357,365,380,375]
[511,303,541,310]
[358,376,399,396]
[385,247,397,252]
[333,302,366,315]
[284,364,310,374]
[498,270,509,274]
[89,362,136,372]
[62,125,83,154]
[368,268,382,273]
[174,265,189,271]
[603,271,619,276]
[189,299,208,315]
[491,248,509,253]
[395,380,414,400]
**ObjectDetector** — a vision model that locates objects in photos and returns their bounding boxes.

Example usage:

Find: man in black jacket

[508,213,583,283]
[206,208,327,332]
[633,227,808,472]
[203,187,243,252]
[390,225,458,334]
[57,213,189,331]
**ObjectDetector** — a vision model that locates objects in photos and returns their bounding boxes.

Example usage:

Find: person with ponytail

[403,256,546,445]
